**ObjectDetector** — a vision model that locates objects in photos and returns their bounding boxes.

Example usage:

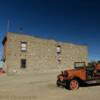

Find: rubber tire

[65,79,79,90]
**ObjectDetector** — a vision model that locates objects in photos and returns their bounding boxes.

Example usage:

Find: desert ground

[0,71,100,100]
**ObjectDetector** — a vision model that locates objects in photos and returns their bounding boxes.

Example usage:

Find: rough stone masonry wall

[5,32,88,73]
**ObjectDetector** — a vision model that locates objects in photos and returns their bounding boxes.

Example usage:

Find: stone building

[2,32,88,73]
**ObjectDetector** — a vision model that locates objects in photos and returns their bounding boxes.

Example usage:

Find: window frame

[56,44,61,54]
[21,59,27,68]
[20,41,27,52]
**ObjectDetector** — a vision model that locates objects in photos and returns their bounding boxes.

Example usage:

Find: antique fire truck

[57,61,100,90]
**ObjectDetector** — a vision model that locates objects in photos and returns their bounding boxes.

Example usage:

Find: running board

[85,79,100,84]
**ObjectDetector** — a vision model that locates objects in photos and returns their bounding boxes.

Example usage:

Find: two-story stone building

[2,32,88,73]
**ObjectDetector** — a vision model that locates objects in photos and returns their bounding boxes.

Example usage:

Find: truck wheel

[69,79,79,90]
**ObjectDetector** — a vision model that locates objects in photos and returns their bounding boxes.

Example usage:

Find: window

[21,59,26,68]
[56,45,61,54]
[21,42,27,52]
[56,44,62,64]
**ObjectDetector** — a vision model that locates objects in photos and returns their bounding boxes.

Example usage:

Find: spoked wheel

[69,79,79,90]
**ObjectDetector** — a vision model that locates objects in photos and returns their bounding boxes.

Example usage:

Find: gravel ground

[0,72,100,100]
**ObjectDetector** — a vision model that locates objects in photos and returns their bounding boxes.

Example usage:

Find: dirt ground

[0,72,100,100]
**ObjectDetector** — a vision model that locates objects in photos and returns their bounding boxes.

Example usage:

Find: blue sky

[0,0,100,61]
